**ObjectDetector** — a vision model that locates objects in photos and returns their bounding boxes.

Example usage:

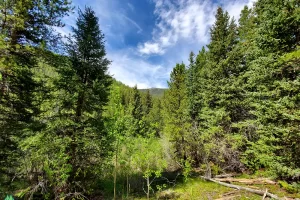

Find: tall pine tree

[20,7,112,198]
[0,0,71,194]
[163,63,189,163]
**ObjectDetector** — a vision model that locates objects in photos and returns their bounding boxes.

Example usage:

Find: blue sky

[57,0,255,88]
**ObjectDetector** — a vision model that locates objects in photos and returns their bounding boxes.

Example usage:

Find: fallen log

[200,176,281,200]
[215,195,241,200]
[214,178,276,185]
[215,174,237,178]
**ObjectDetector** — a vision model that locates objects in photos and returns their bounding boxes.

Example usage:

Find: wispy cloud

[122,15,143,34]
[138,0,216,55]
[127,3,135,11]
[138,0,256,56]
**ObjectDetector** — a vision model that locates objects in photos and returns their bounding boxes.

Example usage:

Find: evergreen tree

[163,63,189,163]
[0,0,71,194]
[148,98,163,136]
[187,51,197,120]
[193,7,244,171]
[20,7,112,198]
[131,85,143,122]
[238,6,254,41]
[254,0,300,53]
[0,0,71,46]
[184,47,208,166]
[63,5,112,194]
[207,7,236,64]
[242,0,300,178]
[142,89,153,116]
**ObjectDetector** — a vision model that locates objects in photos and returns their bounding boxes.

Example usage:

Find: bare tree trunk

[213,178,276,185]
[114,139,119,200]
[205,160,211,179]
[126,174,129,198]
[147,176,150,200]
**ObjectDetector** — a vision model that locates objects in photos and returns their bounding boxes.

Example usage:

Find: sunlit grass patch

[172,178,262,200]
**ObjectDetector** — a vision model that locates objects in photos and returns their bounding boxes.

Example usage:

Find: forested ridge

[139,88,166,98]
[0,0,299,199]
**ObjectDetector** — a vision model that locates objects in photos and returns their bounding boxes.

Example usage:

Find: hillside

[139,88,167,97]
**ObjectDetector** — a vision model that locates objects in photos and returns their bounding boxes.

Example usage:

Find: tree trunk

[114,139,119,200]
[126,174,129,198]
[147,176,150,200]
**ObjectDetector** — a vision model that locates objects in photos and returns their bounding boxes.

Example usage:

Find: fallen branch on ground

[215,195,241,200]
[262,189,268,200]
[214,178,276,185]
[215,174,237,178]
[200,176,281,200]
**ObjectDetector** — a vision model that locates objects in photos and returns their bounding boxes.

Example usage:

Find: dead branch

[215,195,241,200]
[215,174,237,178]
[200,176,281,200]
[214,178,276,185]
[262,189,268,200]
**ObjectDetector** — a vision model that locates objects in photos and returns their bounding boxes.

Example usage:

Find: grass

[130,177,300,199]
[232,182,300,199]
[167,178,262,200]
[109,171,300,199]
[234,171,300,199]
[130,178,263,199]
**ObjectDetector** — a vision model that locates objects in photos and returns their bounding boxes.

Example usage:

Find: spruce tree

[187,51,197,121]
[207,7,231,64]
[0,0,71,194]
[163,63,189,163]
[142,89,153,116]
[131,85,143,121]
[20,7,112,198]
[254,0,299,53]
[63,6,112,194]
[238,6,254,41]
[148,98,163,136]
[242,0,300,178]
[194,7,244,171]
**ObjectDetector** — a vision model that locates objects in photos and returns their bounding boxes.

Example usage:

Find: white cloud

[223,0,256,21]
[138,0,256,56]
[108,50,169,89]
[137,42,164,55]
[54,0,257,88]
[138,0,217,55]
